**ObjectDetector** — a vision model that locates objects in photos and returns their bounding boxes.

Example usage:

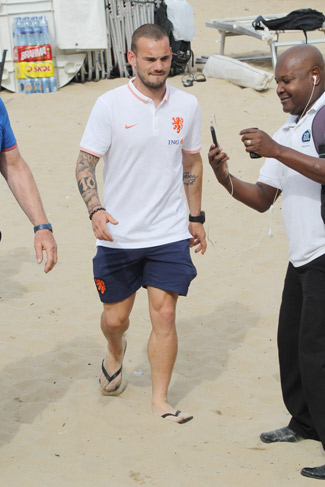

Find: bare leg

[99,293,136,393]
[147,286,192,423]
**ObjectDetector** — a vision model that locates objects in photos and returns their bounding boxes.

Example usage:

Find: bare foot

[99,340,127,396]
[153,403,193,424]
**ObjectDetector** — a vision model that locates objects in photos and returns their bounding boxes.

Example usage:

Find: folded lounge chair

[205,13,325,69]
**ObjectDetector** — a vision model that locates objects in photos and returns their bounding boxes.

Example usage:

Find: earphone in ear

[301,75,318,119]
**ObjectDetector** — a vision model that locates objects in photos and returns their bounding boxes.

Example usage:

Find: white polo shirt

[80,79,201,249]
[258,92,325,267]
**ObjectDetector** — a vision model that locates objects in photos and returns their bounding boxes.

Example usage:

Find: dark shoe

[301,465,325,479]
[260,426,304,443]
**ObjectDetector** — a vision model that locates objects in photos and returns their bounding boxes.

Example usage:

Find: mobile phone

[249,127,262,159]
[210,125,218,147]
[250,151,262,159]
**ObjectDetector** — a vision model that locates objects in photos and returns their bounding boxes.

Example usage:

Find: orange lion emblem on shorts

[95,278,106,294]
[172,117,184,134]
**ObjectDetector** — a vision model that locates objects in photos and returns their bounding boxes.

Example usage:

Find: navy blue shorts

[93,239,197,303]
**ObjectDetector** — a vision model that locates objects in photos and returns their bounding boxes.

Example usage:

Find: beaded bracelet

[89,207,106,220]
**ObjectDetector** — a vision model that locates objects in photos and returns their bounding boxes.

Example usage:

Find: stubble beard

[137,70,169,90]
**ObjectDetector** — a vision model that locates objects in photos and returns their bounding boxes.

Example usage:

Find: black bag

[155,1,193,77]
[252,9,325,42]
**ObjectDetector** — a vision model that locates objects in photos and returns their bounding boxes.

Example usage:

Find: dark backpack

[155,1,193,77]
[252,9,325,42]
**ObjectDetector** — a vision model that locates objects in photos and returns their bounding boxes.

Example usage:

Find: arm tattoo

[183,171,198,186]
[76,151,101,213]
[77,175,97,195]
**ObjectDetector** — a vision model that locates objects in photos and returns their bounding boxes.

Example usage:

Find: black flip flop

[161,409,194,424]
[194,73,206,82]
[182,74,194,87]
[99,342,127,396]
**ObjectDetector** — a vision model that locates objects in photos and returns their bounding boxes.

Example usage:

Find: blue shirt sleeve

[0,99,17,152]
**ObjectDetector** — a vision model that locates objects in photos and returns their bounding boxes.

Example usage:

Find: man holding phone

[208,44,325,479]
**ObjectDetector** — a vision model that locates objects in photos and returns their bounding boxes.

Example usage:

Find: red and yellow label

[15,60,54,79]
[14,44,52,63]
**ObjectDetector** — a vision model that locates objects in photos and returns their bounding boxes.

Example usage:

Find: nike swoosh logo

[125,124,137,129]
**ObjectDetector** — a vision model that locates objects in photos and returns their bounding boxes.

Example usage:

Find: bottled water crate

[0,0,85,92]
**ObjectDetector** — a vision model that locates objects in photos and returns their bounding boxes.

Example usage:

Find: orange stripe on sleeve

[2,143,18,152]
[80,147,103,158]
[182,147,201,155]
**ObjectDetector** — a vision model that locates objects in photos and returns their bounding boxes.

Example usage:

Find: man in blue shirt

[0,99,17,152]
[0,98,57,272]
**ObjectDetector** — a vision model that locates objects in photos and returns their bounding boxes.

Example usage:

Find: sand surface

[1,1,325,485]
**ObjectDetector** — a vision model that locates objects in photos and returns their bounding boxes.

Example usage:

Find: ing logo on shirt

[302,130,311,143]
[172,116,184,134]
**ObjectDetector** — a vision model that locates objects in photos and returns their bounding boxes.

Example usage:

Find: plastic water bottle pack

[13,15,57,94]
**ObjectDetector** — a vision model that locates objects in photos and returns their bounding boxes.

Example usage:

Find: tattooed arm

[75,150,118,241]
[182,151,206,254]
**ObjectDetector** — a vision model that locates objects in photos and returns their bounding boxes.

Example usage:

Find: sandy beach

[1,0,325,485]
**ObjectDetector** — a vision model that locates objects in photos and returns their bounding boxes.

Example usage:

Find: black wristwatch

[189,211,205,223]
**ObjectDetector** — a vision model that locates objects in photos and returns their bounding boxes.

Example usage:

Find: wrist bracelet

[89,207,106,220]
[34,223,53,233]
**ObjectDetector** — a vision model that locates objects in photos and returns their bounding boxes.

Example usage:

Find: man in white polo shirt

[76,24,206,424]
[209,45,325,479]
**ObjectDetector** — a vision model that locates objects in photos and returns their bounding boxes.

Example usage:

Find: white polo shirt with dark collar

[80,79,201,249]
[258,92,325,267]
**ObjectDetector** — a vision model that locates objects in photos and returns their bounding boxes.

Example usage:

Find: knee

[101,310,128,332]
[155,305,176,329]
